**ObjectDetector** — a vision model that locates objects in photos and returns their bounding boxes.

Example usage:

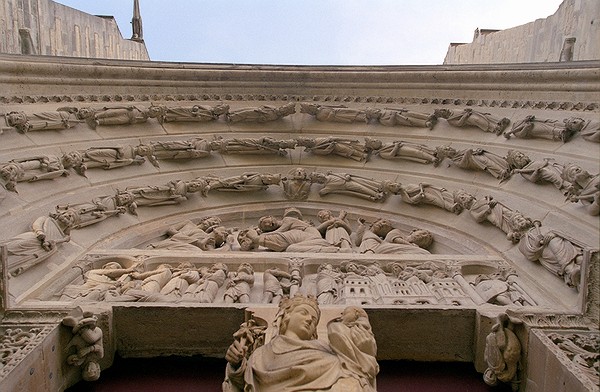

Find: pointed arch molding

[0,56,598,319]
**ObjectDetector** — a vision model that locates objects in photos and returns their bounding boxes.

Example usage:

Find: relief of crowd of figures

[1,145,594,293]
[0,102,598,141]
[1,128,598,216]
[55,250,538,310]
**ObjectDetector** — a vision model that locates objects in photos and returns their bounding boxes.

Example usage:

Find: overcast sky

[55,0,564,65]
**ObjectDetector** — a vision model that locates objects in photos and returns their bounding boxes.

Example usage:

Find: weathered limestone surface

[0,54,598,391]
[444,0,600,64]
[0,0,148,59]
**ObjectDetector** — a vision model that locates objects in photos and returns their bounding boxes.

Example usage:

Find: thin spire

[131,0,143,42]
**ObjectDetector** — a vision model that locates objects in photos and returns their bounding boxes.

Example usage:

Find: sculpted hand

[225,340,246,368]
[351,325,376,355]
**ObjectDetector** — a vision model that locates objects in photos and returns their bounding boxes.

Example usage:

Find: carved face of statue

[371,219,394,237]
[213,104,230,115]
[261,173,281,185]
[506,150,531,169]
[115,192,134,206]
[146,105,164,117]
[102,262,122,270]
[198,216,221,231]
[290,168,307,180]
[258,216,279,232]
[56,210,77,227]
[565,117,585,132]
[0,164,18,181]
[7,112,27,126]
[564,164,590,184]
[238,231,257,251]
[284,303,319,341]
[454,190,475,209]
[299,103,318,115]
[82,361,101,381]
[238,263,253,274]
[186,180,205,193]
[317,210,332,222]
[407,229,433,249]
[511,213,532,231]
[62,151,83,167]
[77,108,94,119]
[135,144,152,157]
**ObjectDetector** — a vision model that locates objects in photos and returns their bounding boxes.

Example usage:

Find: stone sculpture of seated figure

[223,295,378,392]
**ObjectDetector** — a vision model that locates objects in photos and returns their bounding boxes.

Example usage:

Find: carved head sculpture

[0,162,22,182]
[317,263,333,272]
[115,191,135,207]
[198,216,222,232]
[299,103,319,115]
[562,163,592,185]
[453,189,476,211]
[260,173,282,185]
[288,167,308,180]
[564,117,586,132]
[82,361,101,382]
[238,263,254,274]
[210,263,229,275]
[505,150,532,170]
[258,216,280,232]
[76,107,96,119]
[381,180,402,195]
[364,137,383,150]
[61,151,84,169]
[5,111,27,126]
[146,104,166,118]
[295,136,316,148]
[102,261,123,270]
[134,144,154,158]
[277,102,297,116]
[212,104,230,116]
[407,229,434,249]
[277,294,321,340]
[237,229,258,251]
[55,209,78,230]
[317,210,333,222]
[434,145,456,159]
[185,179,208,194]
[370,219,394,238]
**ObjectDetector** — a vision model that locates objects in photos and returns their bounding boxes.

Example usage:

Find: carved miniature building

[0,1,598,392]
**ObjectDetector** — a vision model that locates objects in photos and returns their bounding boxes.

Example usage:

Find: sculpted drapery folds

[74,106,151,129]
[373,139,440,165]
[518,223,582,289]
[296,136,379,162]
[437,108,510,135]
[61,145,154,176]
[470,196,534,243]
[5,110,80,133]
[1,155,69,192]
[369,107,438,129]
[435,146,512,181]
[203,172,281,193]
[238,211,341,253]
[147,103,229,123]
[355,217,433,255]
[504,115,586,142]
[396,182,474,214]
[505,150,567,191]
[300,103,370,123]
[223,295,378,392]
[313,171,400,202]
[226,103,296,123]
[1,210,74,276]
[210,136,296,156]
[562,163,599,216]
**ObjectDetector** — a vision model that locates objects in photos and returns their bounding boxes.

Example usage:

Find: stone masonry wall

[0,0,149,60]
[444,0,600,64]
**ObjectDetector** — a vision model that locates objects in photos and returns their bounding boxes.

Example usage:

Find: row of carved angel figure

[1,167,588,293]
[2,103,598,142]
[1,139,598,216]
[58,256,537,310]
